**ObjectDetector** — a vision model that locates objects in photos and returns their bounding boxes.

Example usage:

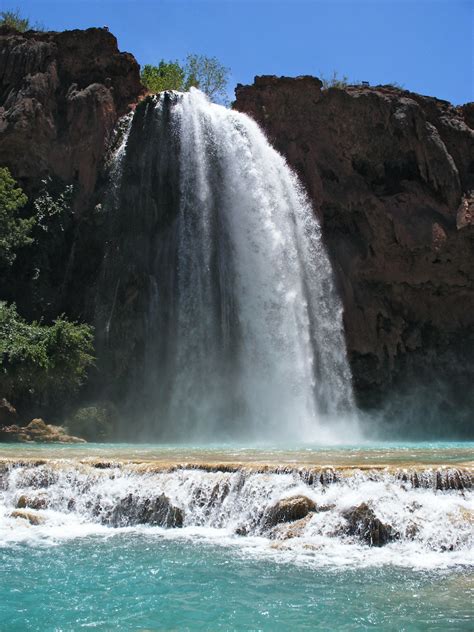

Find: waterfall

[97,89,356,441]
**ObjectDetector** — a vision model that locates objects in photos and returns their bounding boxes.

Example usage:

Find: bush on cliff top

[0,302,95,410]
[141,54,230,104]
[0,9,45,32]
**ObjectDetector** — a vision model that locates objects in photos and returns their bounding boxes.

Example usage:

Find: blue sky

[12,0,474,104]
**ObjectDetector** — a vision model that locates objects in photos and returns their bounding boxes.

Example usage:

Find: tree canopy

[0,302,95,408]
[140,54,230,104]
[0,167,34,266]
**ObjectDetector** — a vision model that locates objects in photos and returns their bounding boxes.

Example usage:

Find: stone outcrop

[0,26,143,206]
[342,502,397,546]
[0,418,86,443]
[264,495,317,527]
[105,493,184,528]
[235,77,474,428]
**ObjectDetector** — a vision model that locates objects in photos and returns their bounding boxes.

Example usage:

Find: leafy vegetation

[141,61,186,94]
[141,54,230,104]
[320,71,350,90]
[0,302,95,408]
[0,8,44,32]
[184,54,230,103]
[0,167,34,266]
[66,404,116,441]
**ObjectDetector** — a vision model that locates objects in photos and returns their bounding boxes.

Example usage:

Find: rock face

[0,26,143,206]
[235,77,474,429]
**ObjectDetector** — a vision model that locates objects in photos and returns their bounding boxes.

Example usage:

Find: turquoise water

[1,534,473,631]
[1,442,472,630]
[1,441,473,465]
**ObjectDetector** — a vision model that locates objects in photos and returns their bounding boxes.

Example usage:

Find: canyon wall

[1,28,472,430]
[0,25,142,204]
[235,77,474,426]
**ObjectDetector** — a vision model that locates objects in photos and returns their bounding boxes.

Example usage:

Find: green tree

[0,302,95,408]
[184,54,230,104]
[141,61,186,93]
[141,55,231,104]
[0,167,35,266]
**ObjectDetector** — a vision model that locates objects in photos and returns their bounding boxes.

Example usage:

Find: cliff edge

[235,77,473,425]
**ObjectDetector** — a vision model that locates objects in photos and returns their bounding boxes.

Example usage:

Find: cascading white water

[1,460,472,567]
[166,90,354,440]
[99,89,357,441]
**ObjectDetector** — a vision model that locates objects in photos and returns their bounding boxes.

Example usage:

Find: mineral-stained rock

[106,493,184,528]
[343,502,397,546]
[235,77,474,430]
[272,513,314,540]
[264,495,317,528]
[0,418,86,443]
[10,509,44,525]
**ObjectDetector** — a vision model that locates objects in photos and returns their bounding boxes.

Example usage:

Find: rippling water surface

[1,442,473,630]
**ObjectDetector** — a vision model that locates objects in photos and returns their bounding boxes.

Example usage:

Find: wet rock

[343,502,398,546]
[264,495,317,528]
[235,525,248,536]
[10,510,44,525]
[273,513,314,540]
[16,494,48,510]
[107,493,183,528]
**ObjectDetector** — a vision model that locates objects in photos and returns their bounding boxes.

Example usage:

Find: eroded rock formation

[0,25,143,206]
[235,76,474,429]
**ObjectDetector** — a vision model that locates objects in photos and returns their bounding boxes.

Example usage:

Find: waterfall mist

[97,89,358,443]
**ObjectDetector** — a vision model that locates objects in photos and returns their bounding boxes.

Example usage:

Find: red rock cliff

[235,76,474,418]
[0,26,143,206]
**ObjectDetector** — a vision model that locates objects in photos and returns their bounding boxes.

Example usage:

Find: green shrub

[0,8,45,32]
[0,167,34,266]
[0,9,30,31]
[66,405,115,441]
[141,61,186,94]
[0,302,95,408]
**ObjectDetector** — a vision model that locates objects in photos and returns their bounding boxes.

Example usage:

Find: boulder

[107,493,183,528]
[264,495,317,528]
[10,510,44,525]
[343,502,397,546]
